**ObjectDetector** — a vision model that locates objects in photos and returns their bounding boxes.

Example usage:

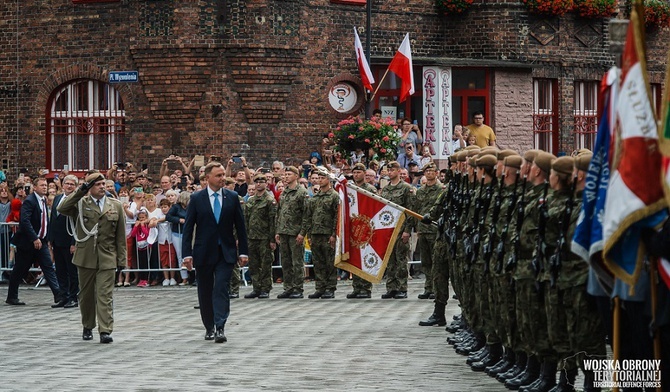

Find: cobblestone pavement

[1,279,509,392]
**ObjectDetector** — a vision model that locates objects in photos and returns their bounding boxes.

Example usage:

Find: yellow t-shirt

[466,124,496,148]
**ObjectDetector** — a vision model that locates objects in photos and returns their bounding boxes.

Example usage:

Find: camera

[180,176,188,188]
[302,164,312,171]
[24,186,30,193]
[260,168,271,174]
[209,155,221,163]
[232,155,242,164]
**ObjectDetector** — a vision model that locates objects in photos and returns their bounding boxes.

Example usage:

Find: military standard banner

[334,179,406,284]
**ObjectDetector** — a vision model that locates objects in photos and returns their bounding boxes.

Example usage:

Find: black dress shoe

[308,291,324,299]
[394,291,408,299]
[230,293,239,299]
[288,292,304,299]
[417,291,432,299]
[244,291,260,299]
[63,300,78,308]
[52,299,68,308]
[214,327,227,343]
[381,290,398,299]
[258,292,270,299]
[100,332,113,344]
[82,328,93,341]
[277,290,292,299]
[320,291,334,299]
[205,329,215,341]
[5,298,25,306]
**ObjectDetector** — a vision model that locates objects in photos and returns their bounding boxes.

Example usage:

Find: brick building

[0,0,667,176]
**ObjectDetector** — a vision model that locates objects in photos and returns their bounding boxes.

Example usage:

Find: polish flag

[354,27,375,92]
[388,33,414,103]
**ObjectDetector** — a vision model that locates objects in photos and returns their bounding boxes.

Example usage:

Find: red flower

[364,138,370,143]
[380,148,387,153]
[348,135,355,139]
[383,136,390,141]
[328,132,335,138]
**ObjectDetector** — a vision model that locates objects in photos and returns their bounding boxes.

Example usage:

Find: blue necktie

[213,192,221,223]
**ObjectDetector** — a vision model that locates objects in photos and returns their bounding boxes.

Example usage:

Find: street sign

[108,71,139,84]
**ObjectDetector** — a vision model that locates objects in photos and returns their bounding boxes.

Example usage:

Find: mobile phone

[142,163,148,170]
[413,120,418,125]
[119,196,129,204]
[63,164,69,171]
[24,186,30,193]
[180,176,187,188]
[302,164,311,171]
[19,173,24,180]
[232,156,242,163]
[54,173,59,180]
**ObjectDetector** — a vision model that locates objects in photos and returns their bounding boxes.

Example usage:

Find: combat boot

[487,348,515,376]
[466,345,489,365]
[548,368,577,392]
[521,360,557,392]
[505,355,540,390]
[471,343,503,372]
[455,334,483,355]
[498,351,527,382]
[419,302,447,326]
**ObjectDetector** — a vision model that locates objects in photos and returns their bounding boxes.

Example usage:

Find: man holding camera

[58,172,127,344]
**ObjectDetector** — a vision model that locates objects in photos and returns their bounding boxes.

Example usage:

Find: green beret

[504,155,523,169]
[476,154,497,168]
[423,162,437,171]
[468,157,477,168]
[534,152,556,174]
[286,166,299,175]
[476,150,497,159]
[464,145,481,152]
[466,149,480,158]
[575,148,592,156]
[85,172,104,184]
[457,151,467,162]
[552,156,574,176]
[352,163,366,172]
[387,161,401,169]
[497,149,518,161]
[253,173,267,182]
[574,153,592,172]
[314,166,330,177]
[523,149,541,164]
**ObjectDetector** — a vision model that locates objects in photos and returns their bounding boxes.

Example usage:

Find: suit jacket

[11,192,48,250]
[48,193,76,248]
[182,188,248,266]
[57,188,127,270]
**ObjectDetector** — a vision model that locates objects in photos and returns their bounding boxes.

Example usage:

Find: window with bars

[573,81,599,151]
[47,79,125,172]
[532,79,558,154]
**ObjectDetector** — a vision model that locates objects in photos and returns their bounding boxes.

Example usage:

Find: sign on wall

[328,82,359,113]
[380,106,397,122]
[422,66,452,161]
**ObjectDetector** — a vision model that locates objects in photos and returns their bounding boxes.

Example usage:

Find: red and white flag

[353,27,375,92]
[335,179,406,283]
[388,33,414,103]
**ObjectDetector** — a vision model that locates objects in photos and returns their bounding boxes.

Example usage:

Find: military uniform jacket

[57,188,127,270]
[380,180,415,234]
[305,188,339,236]
[557,190,588,290]
[410,182,443,235]
[537,188,567,282]
[275,184,309,237]
[512,183,543,280]
[244,191,277,241]
[476,180,497,266]
[491,184,515,277]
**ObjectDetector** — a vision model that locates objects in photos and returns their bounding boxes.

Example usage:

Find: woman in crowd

[166,190,190,285]
[397,118,423,155]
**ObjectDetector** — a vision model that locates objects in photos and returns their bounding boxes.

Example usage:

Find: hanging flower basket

[523,0,575,16]
[642,0,670,28]
[436,0,474,15]
[573,0,617,18]
[329,116,400,161]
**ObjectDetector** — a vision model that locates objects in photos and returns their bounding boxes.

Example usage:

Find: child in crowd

[130,208,151,287]
[419,145,433,169]
[156,199,177,286]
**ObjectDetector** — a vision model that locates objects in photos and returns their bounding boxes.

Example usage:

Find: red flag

[335,179,406,283]
[353,27,375,92]
[387,33,414,103]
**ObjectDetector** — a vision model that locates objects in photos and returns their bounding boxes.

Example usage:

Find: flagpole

[369,68,391,102]
[612,296,620,392]
[649,257,663,392]
[344,179,425,221]
[364,0,372,119]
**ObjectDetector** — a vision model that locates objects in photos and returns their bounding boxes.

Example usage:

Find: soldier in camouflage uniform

[224,177,242,298]
[275,166,309,299]
[243,173,277,299]
[409,162,443,300]
[347,163,378,299]
[305,168,340,299]
[379,161,415,299]
[505,151,556,391]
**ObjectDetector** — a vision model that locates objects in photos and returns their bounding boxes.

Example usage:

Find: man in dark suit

[48,175,79,308]
[183,161,248,343]
[5,177,60,306]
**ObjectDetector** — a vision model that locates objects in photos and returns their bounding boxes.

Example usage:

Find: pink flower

[364,138,370,143]
[336,127,341,131]
[358,126,364,131]
[375,123,381,129]
[348,135,355,139]
[328,132,335,138]
[382,136,390,142]
[380,148,387,153]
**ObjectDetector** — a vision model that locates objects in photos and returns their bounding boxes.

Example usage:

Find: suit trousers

[78,266,115,334]
[196,249,235,329]
[7,240,59,301]
[53,245,79,302]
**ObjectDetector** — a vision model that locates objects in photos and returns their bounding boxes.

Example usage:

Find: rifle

[448,173,467,258]
[483,174,505,268]
[531,181,550,281]
[549,177,576,287]
[505,175,528,272]
[494,174,519,273]
[476,178,496,273]
[441,172,459,242]
[464,176,485,268]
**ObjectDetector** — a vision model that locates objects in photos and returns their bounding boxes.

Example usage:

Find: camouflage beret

[253,173,267,182]
[476,154,497,168]
[468,156,477,168]
[85,172,104,184]
[552,156,574,176]
[286,166,300,175]
[523,149,541,164]
[504,155,523,169]
[352,163,366,172]
[497,149,518,161]
[574,153,592,172]
[423,162,437,171]
[534,152,556,174]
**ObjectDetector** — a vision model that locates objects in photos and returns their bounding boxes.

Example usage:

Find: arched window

[47,79,125,171]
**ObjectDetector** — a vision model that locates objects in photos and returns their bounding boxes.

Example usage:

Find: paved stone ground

[1,279,512,392]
